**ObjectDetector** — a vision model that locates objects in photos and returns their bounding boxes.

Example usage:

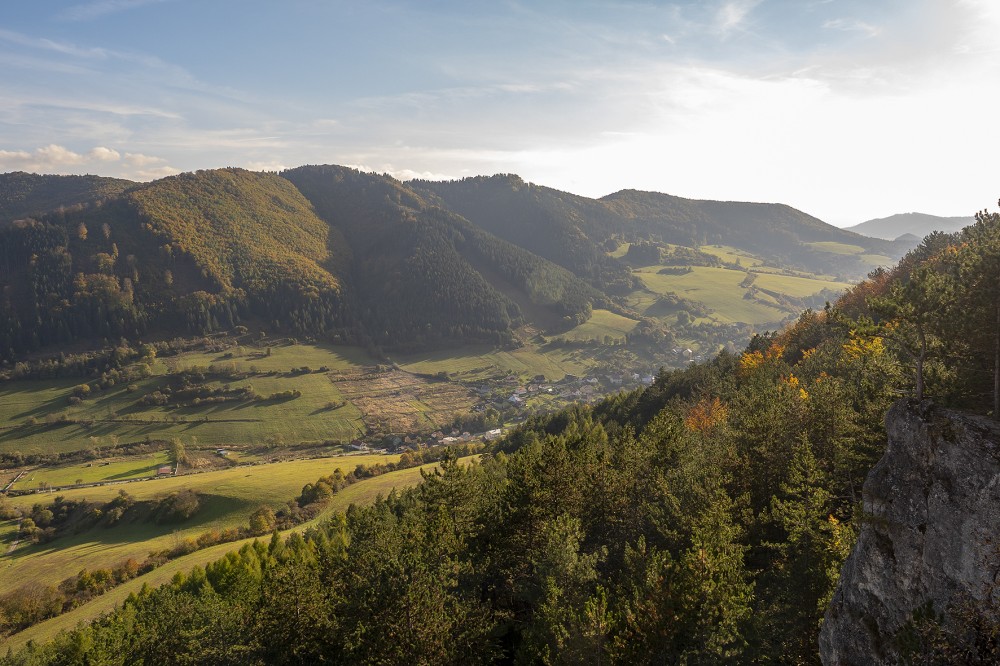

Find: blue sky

[0,0,997,226]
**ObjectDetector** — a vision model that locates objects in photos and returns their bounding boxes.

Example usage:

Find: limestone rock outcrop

[820,399,1000,664]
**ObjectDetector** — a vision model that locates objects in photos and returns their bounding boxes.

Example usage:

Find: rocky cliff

[820,399,1000,664]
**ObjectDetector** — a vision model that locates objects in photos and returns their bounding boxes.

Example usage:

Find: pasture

[0,453,401,591]
[557,309,640,343]
[1,457,453,651]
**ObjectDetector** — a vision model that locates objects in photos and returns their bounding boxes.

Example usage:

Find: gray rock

[820,399,1000,665]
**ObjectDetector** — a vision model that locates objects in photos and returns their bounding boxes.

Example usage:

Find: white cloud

[823,18,882,38]
[124,152,164,167]
[133,165,180,180]
[714,0,762,37]
[0,144,175,180]
[88,146,121,161]
[243,161,287,173]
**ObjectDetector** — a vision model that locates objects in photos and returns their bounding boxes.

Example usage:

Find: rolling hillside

[0,164,913,363]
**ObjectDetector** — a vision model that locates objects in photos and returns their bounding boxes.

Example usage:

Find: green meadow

[395,343,592,381]
[631,264,850,326]
[1,457,453,651]
[0,453,402,593]
[11,451,173,492]
[557,309,640,343]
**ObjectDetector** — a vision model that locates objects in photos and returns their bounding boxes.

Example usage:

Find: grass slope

[0,454,401,593]
[1,459,445,651]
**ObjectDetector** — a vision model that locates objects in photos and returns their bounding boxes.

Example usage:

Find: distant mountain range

[845,212,975,241]
[0,167,914,360]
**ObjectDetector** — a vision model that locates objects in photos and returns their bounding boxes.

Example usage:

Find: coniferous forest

[4,202,1000,664]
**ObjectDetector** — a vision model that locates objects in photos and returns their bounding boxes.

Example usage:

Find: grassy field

[632,265,850,326]
[11,451,173,492]
[557,309,640,343]
[752,272,852,298]
[805,241,866,255]
[1,458,453,652]
[164,341,374,374]
[395,343,591,382]
[635,266,787,325]
[805,242,894,270]
[0,336,603,457]
[699,244,764,267]
[0,453,401,591]
[0,343,388,456]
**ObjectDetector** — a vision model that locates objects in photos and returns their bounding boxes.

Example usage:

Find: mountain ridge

[845,212,974,241]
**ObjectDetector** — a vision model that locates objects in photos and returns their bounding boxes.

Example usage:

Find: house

[508,394,523,404]
[157,466,173,476]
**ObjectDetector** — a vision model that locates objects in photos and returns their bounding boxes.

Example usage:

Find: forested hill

[9,204,1000,665]
[0,172,133,223]
[0,169,353,358]
[414,174,909,280]
[601,189,910,274]
[0,164,919,360]
[282,165,600,349]
[410,174,636,293]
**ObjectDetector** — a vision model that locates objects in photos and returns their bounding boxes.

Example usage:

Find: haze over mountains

[0,166,916,361]
[845,212,975,241]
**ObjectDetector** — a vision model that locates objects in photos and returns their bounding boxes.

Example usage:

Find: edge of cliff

[819,399,1000,664]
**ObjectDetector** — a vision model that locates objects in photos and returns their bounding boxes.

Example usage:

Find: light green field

[806,241,866,255]
[1,459,450,652]
[699,244,764,266]
[0,339,601,455]
[12,451,173,491]
[395,344,590,382]
[558,309,639,342]
[166,342,373,374]
[0,345,374,455]
[805,242,893,270]
[633,264,850,325]
[752,272,852,298]
[0,453,401,592]
[635,266,786,325]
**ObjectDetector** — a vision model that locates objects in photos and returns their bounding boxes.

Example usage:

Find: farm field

[805,241,894,270]
[635,266,787,325]
[395,343,592,381]
[556,309,640,343]
[699,244,764,266]
[632,265,850,325]
[10,451,173,492]
[0,370,367,457]
[0,453,401,591]
[0,336,613,459]
[1,457,457,651]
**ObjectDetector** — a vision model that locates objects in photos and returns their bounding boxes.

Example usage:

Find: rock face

[820,400,1000,664]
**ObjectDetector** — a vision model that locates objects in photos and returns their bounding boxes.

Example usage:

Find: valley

[0,165,928,659]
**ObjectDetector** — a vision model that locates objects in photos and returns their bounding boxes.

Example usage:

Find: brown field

[330,368,477,433]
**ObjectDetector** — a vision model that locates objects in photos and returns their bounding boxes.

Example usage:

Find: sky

[0,0,997,227]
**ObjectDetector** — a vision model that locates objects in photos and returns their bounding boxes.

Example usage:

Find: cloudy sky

[0,0,997,226]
